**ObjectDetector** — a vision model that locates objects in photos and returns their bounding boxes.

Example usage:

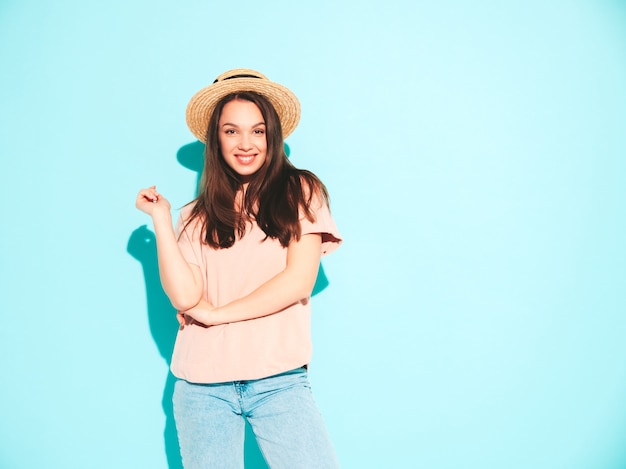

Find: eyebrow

[221,122,266,128]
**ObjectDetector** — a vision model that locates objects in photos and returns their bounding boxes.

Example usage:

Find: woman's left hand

[178,300,217,329]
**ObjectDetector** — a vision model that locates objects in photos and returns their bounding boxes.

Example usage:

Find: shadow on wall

[127,226,183,469]
[127,140,327,469]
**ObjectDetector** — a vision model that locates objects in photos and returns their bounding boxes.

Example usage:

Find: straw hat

[185,69,301,143]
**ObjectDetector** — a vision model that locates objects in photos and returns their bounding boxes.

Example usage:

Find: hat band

[213,73,262,84]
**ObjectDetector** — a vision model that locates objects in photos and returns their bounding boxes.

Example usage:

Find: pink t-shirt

[170,196,341,383]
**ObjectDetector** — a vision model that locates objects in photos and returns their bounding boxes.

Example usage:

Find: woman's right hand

[136,185,171,216]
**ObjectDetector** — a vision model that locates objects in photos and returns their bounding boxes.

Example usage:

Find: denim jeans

[173,367,340,469]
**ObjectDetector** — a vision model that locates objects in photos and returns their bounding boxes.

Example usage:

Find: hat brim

[185,78,301,143]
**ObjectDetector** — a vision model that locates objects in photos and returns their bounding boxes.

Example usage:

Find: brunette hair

[183,91,328,249]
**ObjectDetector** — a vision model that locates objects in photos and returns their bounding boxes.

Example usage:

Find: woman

[136,69,342,468]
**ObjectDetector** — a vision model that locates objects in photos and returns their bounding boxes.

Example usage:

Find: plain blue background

[1,1,625,468]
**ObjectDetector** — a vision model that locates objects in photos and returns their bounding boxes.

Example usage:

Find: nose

[237,133,253,151]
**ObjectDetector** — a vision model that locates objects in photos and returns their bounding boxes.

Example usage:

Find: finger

[150,186,160,203]
[137,187,159,203]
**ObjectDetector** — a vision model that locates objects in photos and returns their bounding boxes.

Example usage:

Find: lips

[236,154,256,165]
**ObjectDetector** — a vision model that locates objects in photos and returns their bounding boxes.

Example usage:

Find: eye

[253,128,265,135]
[224,129,236,135]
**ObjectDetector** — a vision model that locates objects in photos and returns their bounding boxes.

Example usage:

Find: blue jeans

[173,367,340,468]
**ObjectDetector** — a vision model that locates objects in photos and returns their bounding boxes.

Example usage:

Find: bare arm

[182,233,323,327]
[136,186,203,311]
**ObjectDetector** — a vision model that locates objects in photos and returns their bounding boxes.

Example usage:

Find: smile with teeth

[236,154,256,164]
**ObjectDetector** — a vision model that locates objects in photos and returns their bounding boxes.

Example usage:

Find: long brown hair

[184,91,328,249]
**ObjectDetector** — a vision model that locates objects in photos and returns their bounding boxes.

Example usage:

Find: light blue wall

[1,1,625,468]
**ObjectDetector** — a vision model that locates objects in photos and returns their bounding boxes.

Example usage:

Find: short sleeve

[176,210,202,267]
[300,195,342,256]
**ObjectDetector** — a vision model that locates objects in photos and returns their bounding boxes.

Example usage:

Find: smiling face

[218,99,268,184]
